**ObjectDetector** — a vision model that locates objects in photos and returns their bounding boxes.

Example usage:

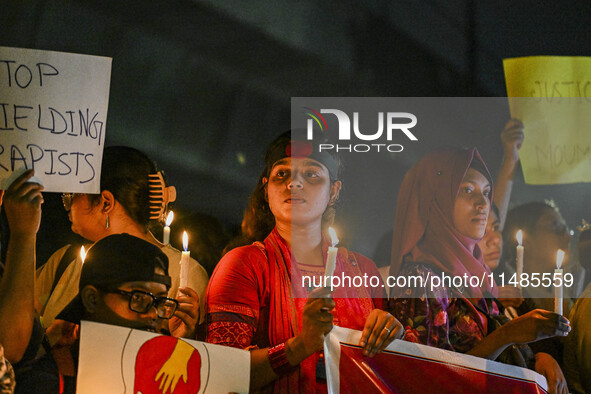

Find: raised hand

[3,169,44,236]
[169,287,200,339]
[500,118,525,165]
[295,286,335,358]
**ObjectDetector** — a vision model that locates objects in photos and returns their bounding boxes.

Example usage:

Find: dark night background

[1,0,590,266]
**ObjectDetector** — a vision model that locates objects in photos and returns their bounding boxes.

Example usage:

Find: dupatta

[264,228,375,393]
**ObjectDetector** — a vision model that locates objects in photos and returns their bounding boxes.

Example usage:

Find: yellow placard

[503,56,591,185]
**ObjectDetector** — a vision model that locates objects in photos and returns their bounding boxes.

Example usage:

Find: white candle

[555,249,565,315]
[80,246,86,265]
[325,227,339,278]
[180,231,190,288]
[516,230,524,288]
[163,211,174,245]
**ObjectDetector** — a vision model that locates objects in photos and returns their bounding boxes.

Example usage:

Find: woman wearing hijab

[388,148,570,394]
[206,131,403,392]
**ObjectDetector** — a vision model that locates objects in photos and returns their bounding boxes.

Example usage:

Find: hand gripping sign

[324,326,548,394]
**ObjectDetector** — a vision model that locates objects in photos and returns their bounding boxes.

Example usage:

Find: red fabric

[263,229,306,391]
[286,141,314,157]
[206,228,382,393]
[207,321,254,349]
[389,148,497,301]
[337,344,546,393]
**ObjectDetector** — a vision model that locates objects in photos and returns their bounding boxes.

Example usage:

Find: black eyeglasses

[106,289,179,319]
[61,193,82,211]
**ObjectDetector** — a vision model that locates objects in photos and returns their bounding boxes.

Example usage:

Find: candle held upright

[163,211,174,245]
[554,249,565,315]
[80,246,87,264]
[325,227,339,278]
[180,231,190,289]
[515,230,524,288]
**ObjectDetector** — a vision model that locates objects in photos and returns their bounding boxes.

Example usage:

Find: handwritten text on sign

[0,46,111,192]
[503,56,591,185]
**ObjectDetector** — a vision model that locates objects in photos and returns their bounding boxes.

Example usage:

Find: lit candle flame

[165,210,174,227]
[328,227,339,247]
[516,229,523,245]
[556,249,565,269]
[182,231,188,252]
[80,246,86,264]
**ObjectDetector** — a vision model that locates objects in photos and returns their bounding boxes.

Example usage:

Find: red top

[206,228,384,393]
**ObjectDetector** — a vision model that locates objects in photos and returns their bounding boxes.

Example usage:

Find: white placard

[0,46,111,192]
[78,321,250,394]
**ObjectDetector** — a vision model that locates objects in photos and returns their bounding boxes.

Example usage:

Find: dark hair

[88,146,159,229]
[579,227,591,271]
[502,201,559,264]
[491,203,500,220]
[239,131,342,244]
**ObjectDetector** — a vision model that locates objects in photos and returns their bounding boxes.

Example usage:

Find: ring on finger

[383,326,392,334]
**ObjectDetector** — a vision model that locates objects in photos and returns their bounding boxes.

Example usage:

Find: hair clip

[577,219,590,232]
[543,198,558,209]
[148,171,176,222]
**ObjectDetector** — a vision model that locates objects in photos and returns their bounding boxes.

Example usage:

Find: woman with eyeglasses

[35,146,208,342]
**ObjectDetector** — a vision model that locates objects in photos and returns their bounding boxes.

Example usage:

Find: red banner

[324,326,548,393]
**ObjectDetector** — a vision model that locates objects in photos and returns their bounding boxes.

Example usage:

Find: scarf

[389,148,498,302]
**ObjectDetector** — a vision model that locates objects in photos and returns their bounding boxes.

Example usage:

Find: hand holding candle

[554,249,565,315]
[325,227,339,278]
[180,231,190,289]
[515,230,524,288]
[163,211,174,245]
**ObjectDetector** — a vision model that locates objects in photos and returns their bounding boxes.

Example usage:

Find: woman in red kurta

[206,131,402,392]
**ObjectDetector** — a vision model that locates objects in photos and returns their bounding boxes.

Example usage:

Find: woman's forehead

[272,157,328,171]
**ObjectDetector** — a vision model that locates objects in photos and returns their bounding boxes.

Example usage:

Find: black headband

[266,138,338,178]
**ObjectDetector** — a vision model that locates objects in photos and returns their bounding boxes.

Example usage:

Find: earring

[105,214,110,229]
